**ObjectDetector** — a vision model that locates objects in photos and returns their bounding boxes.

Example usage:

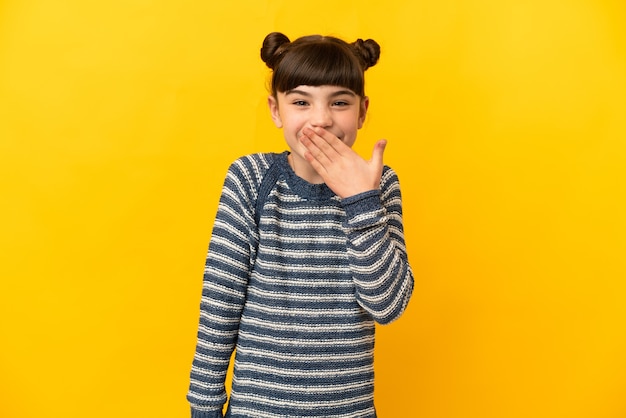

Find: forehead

[281,85,358,97]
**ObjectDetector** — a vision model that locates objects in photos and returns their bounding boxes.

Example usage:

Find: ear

[268,95,283,128]
[358,96,369,129]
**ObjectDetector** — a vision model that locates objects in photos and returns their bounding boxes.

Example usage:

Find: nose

[310,105,332,128]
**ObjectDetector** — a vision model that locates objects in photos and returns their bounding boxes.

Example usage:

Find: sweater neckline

[276,151,337,201]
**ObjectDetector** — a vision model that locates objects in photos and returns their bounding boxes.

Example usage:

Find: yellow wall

[1,1,625,417]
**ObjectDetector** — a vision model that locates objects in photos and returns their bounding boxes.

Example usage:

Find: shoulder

[228,152,277,175]
[226,152,283,185]
[221,152,287,204]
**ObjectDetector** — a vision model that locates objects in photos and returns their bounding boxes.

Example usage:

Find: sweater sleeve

[187,157,263,417]
[341,166,414,324]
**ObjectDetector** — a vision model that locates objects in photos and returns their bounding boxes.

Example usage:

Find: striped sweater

[188,151,414,418]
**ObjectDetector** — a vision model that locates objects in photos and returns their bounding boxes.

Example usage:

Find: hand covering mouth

[300,129,343,141]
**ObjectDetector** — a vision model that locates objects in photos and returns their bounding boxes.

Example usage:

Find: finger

[299,131,333,168]
[370,139,387,166]
[303,127,345,157]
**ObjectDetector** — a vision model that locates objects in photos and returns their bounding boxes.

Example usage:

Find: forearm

[187,243,248,413]
[342,175,414,324]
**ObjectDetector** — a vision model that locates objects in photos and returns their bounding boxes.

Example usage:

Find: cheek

[340,122,360,147]
[343,114,363,133]
[285,114,303,125]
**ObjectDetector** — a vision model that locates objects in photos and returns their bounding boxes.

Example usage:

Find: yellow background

[1,1,625,417]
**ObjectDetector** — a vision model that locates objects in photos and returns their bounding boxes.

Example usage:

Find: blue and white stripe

[189,152,413,418]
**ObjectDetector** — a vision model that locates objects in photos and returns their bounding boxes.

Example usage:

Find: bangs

[272,41,365,96]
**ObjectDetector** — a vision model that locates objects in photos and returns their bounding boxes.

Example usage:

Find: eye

[332,100,351,107]
[292,100,309,106]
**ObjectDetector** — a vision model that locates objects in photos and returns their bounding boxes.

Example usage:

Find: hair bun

[260,32,291,69]
[351,38,380,70]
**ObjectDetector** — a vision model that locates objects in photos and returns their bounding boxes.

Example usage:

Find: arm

[187,158,260,417]
[341,167,414,324]
[298,128,413,323]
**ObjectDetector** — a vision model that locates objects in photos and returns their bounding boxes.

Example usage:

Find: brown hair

[260,32,380,98]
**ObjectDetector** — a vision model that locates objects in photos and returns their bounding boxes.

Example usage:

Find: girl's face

[268,84,368,170]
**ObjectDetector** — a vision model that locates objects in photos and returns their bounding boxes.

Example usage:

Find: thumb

[370,139,387,165]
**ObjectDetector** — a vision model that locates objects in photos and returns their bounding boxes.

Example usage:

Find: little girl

[188,32,414,418]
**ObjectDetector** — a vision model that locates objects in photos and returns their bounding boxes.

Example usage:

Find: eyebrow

[284,88,357,98]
